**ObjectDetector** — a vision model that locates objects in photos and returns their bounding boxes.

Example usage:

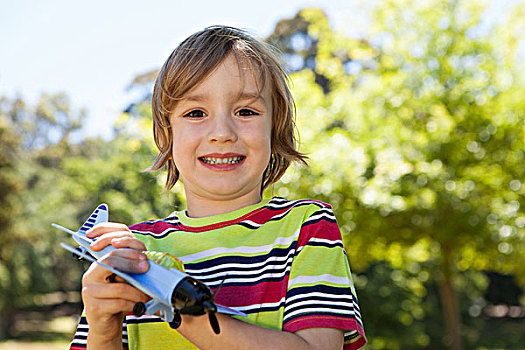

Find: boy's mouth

[199,156,245,165]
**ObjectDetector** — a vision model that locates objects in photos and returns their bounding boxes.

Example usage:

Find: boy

[71,26,366,349]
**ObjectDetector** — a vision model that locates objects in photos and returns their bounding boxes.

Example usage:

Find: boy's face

[169,54,272,216]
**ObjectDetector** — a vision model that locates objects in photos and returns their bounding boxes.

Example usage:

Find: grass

[0,340,70,350]
[1,315,77,349]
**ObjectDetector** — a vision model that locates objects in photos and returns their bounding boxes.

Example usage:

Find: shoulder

[267,197,335,226]
[267,196,333,216]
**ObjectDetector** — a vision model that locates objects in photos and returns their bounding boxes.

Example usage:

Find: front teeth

[201,157,243,164]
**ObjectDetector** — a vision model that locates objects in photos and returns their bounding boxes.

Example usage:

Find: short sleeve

[283,205,366,349]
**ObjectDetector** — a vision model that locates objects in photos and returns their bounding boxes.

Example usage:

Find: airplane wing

[217,304,247,317]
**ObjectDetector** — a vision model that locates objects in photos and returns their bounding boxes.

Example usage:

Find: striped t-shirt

[69,196,366,349]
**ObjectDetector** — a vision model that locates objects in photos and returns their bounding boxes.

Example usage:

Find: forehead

[184,54,271,101]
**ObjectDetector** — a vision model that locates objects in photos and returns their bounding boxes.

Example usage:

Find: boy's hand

[87,222,146,252]
[81,223,150,348]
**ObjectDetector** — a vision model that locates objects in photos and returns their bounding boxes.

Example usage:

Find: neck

[185,192,263,218]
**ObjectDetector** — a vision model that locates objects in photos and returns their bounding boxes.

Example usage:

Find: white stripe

[239,220,262,228]
[74,331,88,337]
[288,274,351,288]
[72,339,87,344]
[284,306,355,320]
[304,211,336,224]
[126,314,163,321]
[186,250,295,278]
[286,291,354,304]
[285,299,355,313]
[178,228,300,262]
[234,297,286,312]
[266,199,298,208]
[309,237,342,245]
[267,198,324,209]
[204,266,292,286]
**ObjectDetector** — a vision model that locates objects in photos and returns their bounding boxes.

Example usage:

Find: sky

[1,0,521,139]
[0,0,361,139]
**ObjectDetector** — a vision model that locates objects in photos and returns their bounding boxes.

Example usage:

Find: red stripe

[131,199,330,234]
[283,315,366,349]
[297,219,341,248]
[177,206,282,233]
[130,221,178,233]
[214,278,289,307]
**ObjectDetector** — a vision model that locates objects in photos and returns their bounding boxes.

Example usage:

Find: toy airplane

[53,204,246,334]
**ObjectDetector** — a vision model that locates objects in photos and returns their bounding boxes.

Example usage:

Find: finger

[82,281,150,303]
[82,249,148,283]
[110,274,127,283]
[84,298,137,316]
[110,236,146,251]
[90,231,135,251]
[102,250,149,274]
[86,222,131,238]
[83,260,119,283]
[105,248,147,261]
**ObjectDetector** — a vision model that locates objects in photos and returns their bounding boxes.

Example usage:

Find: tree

[270,3,524,349]
[0,92,178,340]
[0,93,86,338]
[0,98,23,338]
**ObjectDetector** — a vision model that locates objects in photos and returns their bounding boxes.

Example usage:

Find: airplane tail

[78,204,109,233]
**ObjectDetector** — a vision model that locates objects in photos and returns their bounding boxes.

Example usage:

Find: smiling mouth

[199,156,245,165]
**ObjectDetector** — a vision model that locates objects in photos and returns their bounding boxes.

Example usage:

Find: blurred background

[1,0,524,349]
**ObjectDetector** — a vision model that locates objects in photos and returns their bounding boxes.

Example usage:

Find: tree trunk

[438,246,463,350]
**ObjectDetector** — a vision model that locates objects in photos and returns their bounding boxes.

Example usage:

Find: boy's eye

[184,110,207,118]
[236,109,259,117]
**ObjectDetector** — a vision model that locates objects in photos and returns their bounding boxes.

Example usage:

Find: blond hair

[149,25,307,191]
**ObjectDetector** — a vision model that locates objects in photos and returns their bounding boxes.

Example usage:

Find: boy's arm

[178,313,344,350]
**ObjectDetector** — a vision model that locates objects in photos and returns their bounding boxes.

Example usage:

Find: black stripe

[301,215,337,228]
[243,301,285,314]
[197,270,292,288]
[344,330,360,341]
[265,198,327,212]
[126,317,165,325]
[287,294,355,305]
[132,227,182,239]
[284,310,358,324]
[307,240,344,249]
[71,342,87,348]
[286,284,355,298]
[186,241,297,271]
[237,221,263,229]
[188,260,293,280]
[285,301,357,317]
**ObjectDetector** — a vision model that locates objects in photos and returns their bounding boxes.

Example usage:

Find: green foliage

[1,2,523,348]
[270,2,524,348]
[0,93,178,339]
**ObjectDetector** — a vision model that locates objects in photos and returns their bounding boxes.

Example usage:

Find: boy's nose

[208,112,238,143]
